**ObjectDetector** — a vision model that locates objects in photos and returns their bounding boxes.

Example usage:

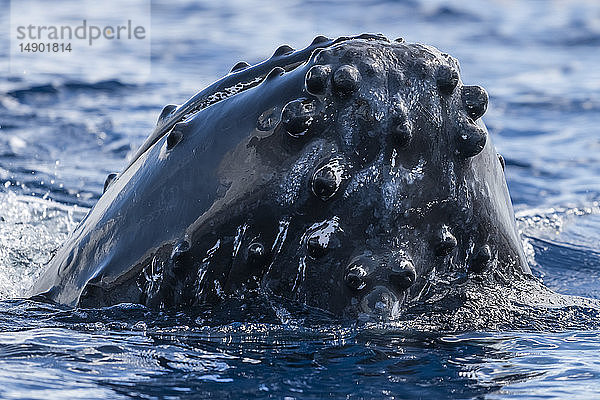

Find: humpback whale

[31,34,531,319]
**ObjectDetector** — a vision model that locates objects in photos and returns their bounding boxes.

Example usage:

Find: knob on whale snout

[434,225,458,256]
[456,123,487,158]
[305,65,332,95]
[280,98,320,137]
[436,64,459,95]
[344,255,375,291]
[389,107,412,148]
[332,65,361,96]
[359,286,399,318]
[345,264,368,291]
[311,160,344,201]
[389,258,416,291]
[462,85,488,120]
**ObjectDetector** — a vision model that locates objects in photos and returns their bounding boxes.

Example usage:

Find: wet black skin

[31,34,530,319]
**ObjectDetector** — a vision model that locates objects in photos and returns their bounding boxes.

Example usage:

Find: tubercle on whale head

[32,34,530,320]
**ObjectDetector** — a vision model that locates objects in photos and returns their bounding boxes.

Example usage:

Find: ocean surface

[1,0,600,398]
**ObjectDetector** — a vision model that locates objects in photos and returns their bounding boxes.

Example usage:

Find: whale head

[32,35,529,319]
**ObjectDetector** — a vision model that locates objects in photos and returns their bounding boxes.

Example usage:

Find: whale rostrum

[31,34,530,319]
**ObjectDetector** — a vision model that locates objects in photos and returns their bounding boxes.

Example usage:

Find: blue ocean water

[1,0,600,398]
